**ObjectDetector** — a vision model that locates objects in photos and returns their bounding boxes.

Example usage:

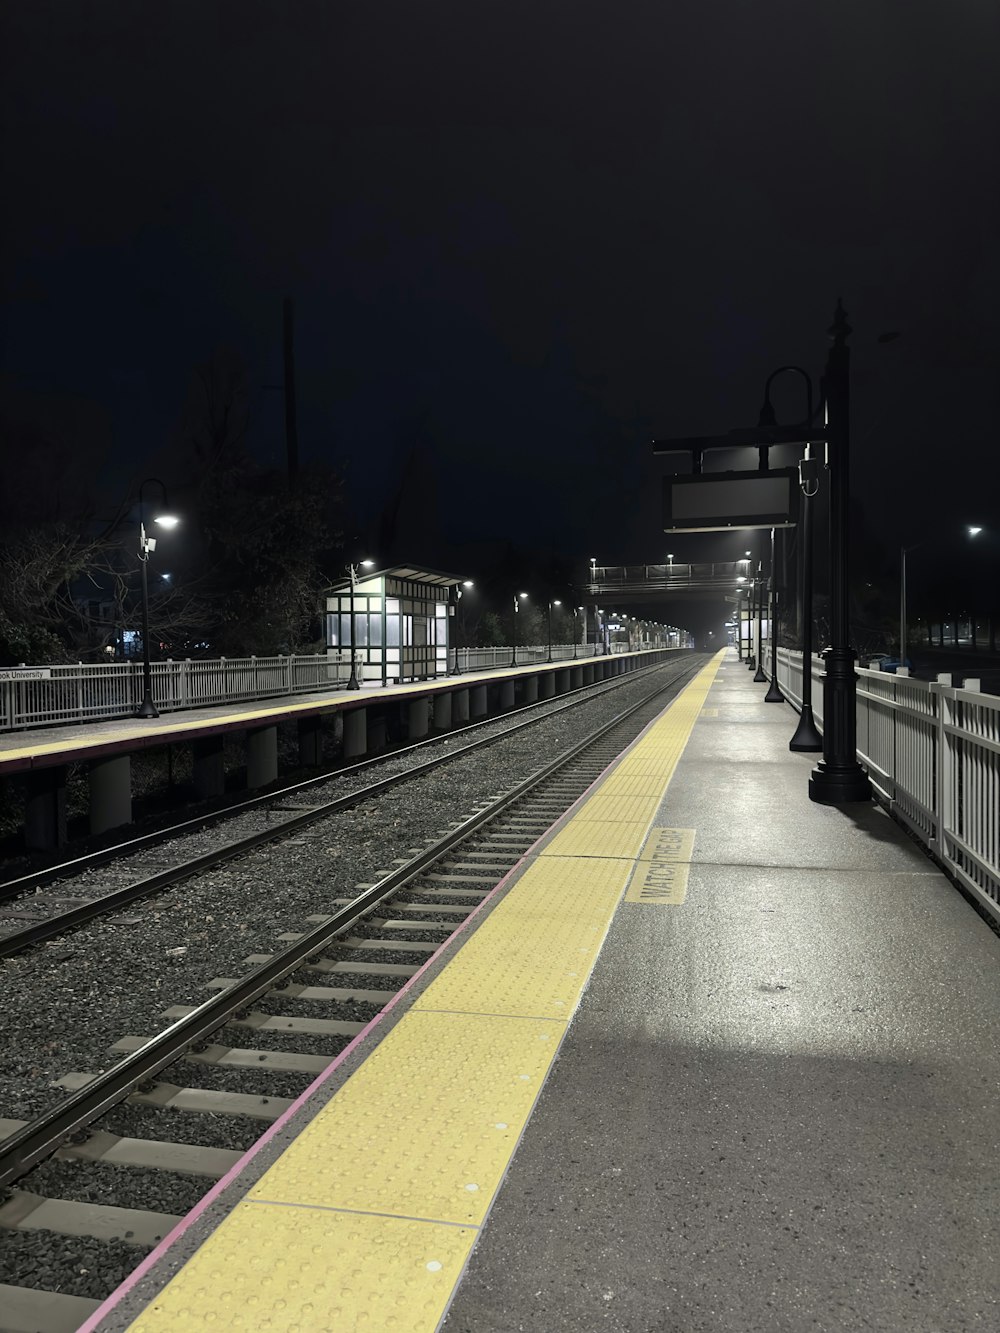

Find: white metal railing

[775,647,999,920]
[0,653,358,731]
[454,643,596,671]
[454,642,674,670]
[0,644,679,732]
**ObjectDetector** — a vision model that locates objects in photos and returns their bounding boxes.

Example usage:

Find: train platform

[2,651,664,851]
[0,656,627,776]
[81,650,1000,1333]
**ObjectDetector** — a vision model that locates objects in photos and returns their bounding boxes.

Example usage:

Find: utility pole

[283,296,299,481]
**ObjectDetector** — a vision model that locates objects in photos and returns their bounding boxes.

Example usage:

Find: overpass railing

[774,647,1000,922]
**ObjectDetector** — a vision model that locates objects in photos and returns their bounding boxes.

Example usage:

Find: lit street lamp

[449,580,474,676]
[346,558,375,690]
[136,478,179,719]
[511,592,528,667]
[547,599,561,662]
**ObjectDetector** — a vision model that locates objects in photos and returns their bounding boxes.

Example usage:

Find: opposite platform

[82,652,998,1332]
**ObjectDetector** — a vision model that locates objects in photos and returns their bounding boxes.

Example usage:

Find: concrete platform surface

[443,655,999,1332]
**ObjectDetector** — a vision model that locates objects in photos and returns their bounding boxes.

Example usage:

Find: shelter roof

[324,563,468,594]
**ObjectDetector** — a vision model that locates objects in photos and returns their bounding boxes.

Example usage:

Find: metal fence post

[934,675,951,859]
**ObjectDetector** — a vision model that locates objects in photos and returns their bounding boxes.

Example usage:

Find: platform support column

[24,766,68,850]
[297,716,323,768]
[452,688,470,724]
[556,669,571,693]
[434,692,453,730]
[246,725,278,789]
[583,664,595,685]
[500,680,515,709]
[193,736,226,798]
[471,684,488,718]
[571,666,584,689]
[343,707,367,759]
[89,754,132,835]
[523,675,539,703]
[540,672,555,699]
[408,697,429,740]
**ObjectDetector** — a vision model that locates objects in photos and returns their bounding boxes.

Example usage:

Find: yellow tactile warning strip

[127,653,724,1332]
[130,1206,475,1332]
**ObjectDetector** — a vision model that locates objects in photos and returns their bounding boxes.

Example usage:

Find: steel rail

[0,660,701,957]
[0,656,682,903]
[0,663,696,1189]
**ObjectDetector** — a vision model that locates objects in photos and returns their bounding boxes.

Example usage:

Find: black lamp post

[136,479,178,719]
[546,599,561,663]
[764,526,785,702]
[449,585,462,675]
[572,607,581,659]
[790,440,823,750]
[753,552,768,682]
[346,559,374,691]
[510,592,526,667]
[753,364,822,741]
[449,580,473,675]
[807,304,871,803]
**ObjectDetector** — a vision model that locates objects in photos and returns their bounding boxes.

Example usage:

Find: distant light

[154,513,179,529]
[736,576,746,583]
[161,573,172,582]
[361,559,375,567]
[968,526,983,537]
[463,579,474,588]
[518,591,528,599]
[553,599,562,606]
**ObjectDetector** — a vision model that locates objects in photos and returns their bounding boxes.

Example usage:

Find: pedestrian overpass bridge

[585,560,751,603]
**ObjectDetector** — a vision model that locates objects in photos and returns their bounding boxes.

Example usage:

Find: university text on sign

[625,827,696,905]
[0,669,52,682]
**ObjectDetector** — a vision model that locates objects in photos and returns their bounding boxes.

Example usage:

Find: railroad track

[0,661,701,1331]
[0,657,684,960]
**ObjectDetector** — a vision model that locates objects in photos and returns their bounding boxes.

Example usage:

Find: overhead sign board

[664,468,799,533]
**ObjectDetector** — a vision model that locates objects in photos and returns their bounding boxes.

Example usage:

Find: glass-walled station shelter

[325,565,467,685]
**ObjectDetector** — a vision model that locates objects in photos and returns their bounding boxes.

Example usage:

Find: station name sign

[0,668,53,682]
[664,467,799,533]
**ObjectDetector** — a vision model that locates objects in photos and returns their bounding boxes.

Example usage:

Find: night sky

[2,2,998,608]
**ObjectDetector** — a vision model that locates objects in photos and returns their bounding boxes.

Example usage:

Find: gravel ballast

[1,663,701,1114]
[0,660,702,1299]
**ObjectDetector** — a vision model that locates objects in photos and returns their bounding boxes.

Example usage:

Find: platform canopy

[323,564,467,595]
